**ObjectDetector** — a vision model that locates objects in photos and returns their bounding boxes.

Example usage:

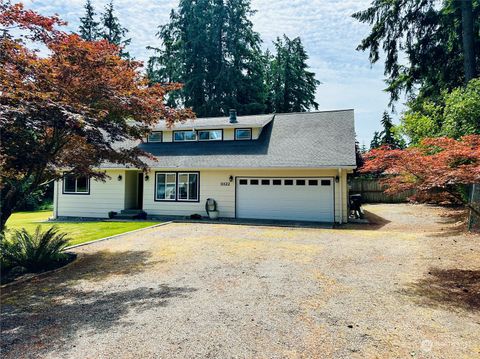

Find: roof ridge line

[273,109,354,116]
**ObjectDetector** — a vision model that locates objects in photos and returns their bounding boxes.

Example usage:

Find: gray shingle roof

[106,110,356,169]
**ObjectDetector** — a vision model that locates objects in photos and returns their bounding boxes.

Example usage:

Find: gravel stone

[1,204,479,358]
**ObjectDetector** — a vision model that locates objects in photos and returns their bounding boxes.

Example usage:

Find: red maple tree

[0,2,193,229]
[361,135,480,217]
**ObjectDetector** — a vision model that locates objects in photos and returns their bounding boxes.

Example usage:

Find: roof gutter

[93,165,358,171]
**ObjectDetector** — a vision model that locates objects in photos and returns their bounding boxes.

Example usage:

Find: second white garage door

[236,177,334,222]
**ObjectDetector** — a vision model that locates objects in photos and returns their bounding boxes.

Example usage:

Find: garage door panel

[236,177,334,222]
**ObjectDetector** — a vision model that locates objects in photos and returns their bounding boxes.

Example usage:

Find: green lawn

[5,211,161,246]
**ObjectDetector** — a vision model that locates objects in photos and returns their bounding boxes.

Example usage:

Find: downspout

[338,168,343,224]
[54,179,59,219]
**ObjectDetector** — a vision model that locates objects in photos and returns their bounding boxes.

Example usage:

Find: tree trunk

[461,0,476,82]
[0,173,46,233]
[0,204,14,233]
[0,185,20,233]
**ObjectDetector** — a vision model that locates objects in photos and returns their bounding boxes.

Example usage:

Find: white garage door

[236,177,334,222]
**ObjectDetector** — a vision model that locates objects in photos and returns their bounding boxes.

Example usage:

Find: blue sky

[25,0,404,147]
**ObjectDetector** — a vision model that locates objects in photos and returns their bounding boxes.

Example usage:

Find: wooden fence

[349,178,414,203]
[468,183,480,232]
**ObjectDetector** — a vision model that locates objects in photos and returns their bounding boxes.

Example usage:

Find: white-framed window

[174,131,197,142]
[177,173,199,201]
[63,174,90,194]
[155,173,177,201]
[147,131,162,143]
[235,128,252,140]
[155,172,199,202]
[198,129,222,141]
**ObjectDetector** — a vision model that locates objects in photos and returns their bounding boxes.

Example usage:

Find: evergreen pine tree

[360,142,367,154]
[353,1,479,105]
[79,0,100,41]
[148,1,320,116]
[380,111,395,146]
[263,49,275,114]
[100,0,131,58]
[370,112,406,150]
[148,0,267,117]
[355,140,364,168]
[271,35,320,113]
[370,131,381,149]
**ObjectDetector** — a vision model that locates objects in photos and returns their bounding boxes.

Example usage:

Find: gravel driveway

[1,204,479,358]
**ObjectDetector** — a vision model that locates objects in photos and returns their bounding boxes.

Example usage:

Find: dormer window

[174,130,197,142]
[147,131,162,143]
[173,129,223,141]
[235,128,252,140]
[198,129,222,141]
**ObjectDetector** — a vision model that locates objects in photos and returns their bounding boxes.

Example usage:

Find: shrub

[1,226,70,272]
[108,211,118,219]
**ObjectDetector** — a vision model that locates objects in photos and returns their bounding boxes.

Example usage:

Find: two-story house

[53,109,356,223]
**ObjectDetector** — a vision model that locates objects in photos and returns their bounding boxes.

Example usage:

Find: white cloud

[25,0,403,145]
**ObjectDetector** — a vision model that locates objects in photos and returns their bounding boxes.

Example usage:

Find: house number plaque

[220,182,230,186]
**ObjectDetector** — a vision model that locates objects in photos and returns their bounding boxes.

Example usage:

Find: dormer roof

[153,114,274,131]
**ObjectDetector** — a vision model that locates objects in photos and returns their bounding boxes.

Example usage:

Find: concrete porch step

[120,209,144,214]
[114,213,141,219]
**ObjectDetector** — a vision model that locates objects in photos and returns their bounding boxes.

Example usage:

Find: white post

[338,168,343,224]
[53,179,59,219]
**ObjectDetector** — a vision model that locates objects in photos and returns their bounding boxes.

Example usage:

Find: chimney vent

[229,109,237,123]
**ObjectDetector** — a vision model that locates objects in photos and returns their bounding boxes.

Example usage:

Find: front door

[137,173,144,210]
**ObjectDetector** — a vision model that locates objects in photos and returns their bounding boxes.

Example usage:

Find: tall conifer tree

[148,0,320,116]
[270,35,320,113]
[148,0,266,117]
[100,0,131,58]
[79,0,100,41]
[353,0,479,105]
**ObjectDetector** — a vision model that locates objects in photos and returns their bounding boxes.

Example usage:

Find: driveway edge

[1,222,173,289]
[65,221,173,250]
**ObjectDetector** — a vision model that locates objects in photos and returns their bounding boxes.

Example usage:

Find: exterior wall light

[229,175,234,182]
[145,175,149,181]
[335,176,340,183]
[118,175,123,181]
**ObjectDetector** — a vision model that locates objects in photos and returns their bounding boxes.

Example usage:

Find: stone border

[1,254,78,289]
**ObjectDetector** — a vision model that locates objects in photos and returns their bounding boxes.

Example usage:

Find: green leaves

[442,78,480,138]
[400,78,480,144]
[353,0,479,105]
[1,226,70,272]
